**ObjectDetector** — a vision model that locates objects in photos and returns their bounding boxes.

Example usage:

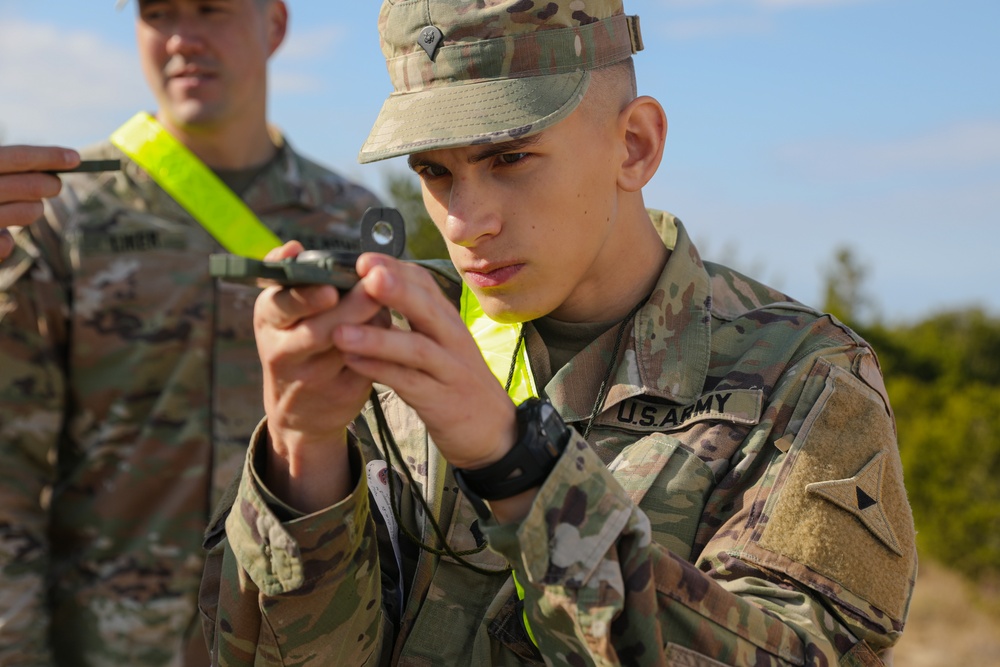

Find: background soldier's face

[135,0,284,131]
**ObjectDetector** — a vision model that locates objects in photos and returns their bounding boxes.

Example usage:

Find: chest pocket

[73,216,203,307]
[71,221,209,359]
[609,433,715,562]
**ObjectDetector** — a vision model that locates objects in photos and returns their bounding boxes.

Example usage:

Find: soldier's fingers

[0,201,45,230]
[263,240,304,262]
[258,284,342,331]
[0,145,79,175]
[334,322,452,385]
[258,279,386,339]
[0,230,13,260]
[252,241,308,289]
[357,254,461,340]
[0,172,63,204]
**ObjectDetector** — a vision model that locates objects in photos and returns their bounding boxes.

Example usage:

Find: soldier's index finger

[0,145,80,175]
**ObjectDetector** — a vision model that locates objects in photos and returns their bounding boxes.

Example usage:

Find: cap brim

[358,71,589,164]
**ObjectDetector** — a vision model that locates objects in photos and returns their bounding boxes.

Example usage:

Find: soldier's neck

[156,112,278,171]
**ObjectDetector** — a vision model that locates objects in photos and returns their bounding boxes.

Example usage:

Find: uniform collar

[542,211,712,423]
[231,136,321,213]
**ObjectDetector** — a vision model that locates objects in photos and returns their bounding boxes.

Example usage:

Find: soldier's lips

[462,264,523,288]
[170,73,215,88]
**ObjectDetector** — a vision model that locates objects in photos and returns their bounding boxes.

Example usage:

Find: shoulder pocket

[743,361,916,627]
[609,433,715,561]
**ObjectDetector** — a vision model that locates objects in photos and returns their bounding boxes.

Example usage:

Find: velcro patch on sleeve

[806,451,903,556]
[749,363,916,624]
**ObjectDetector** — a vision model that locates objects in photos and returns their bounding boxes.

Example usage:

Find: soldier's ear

[266,0,289,57]
[616,96,667,193]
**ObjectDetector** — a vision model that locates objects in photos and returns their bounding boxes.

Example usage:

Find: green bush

[384,171,449,261]
[889,377,1000,578]
[822,248,1000,580]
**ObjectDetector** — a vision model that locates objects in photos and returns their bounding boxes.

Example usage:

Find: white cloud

[0,17,349,144]
[270,24,348,96]
[776,119,1000,179]
[0,18,151,146]
[270,71,325,95]
[658,171,1000,322]
[276,24,347,61]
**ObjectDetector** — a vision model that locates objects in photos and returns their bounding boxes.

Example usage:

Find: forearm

[209,426,389,666]
[264,425,354,514]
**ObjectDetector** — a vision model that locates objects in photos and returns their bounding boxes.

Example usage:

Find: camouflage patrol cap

[357,0,643,164]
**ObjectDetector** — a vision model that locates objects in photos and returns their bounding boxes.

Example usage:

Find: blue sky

[1,0,997,323]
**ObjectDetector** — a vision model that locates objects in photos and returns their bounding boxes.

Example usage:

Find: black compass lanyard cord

[369,297,645,575]
[371,390,503,575]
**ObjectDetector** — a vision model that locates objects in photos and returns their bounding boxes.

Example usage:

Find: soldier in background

[0,0,379,664]
[202,0,917,665]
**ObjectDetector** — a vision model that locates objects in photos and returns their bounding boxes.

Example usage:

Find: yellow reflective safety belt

[460,283,540,647]
[460,283,537,403]
[110,112,282,260]
[511,571,540,647]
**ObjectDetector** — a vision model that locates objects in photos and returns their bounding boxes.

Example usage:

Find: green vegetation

[383,170,448,260]
[824,248,1000,580]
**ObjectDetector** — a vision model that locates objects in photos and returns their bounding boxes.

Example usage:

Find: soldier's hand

[0,145,80,260]
[254,241,389,512]
[335,253,518,472]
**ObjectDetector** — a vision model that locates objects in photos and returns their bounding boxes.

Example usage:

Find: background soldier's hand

[254,241,389,512]
[0,145,80,260]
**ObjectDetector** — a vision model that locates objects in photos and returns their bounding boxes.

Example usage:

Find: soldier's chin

[475,291,546,325]
[163,98,223,130]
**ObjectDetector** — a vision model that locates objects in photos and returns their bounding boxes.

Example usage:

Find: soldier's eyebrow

[467,135,542,164]
[406,134,543,172]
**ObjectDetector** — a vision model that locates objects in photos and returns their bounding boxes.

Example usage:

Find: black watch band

[454,397,571,519]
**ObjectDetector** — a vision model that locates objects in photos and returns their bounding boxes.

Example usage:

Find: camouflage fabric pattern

[0,134,380,666]
[201,212,916,665]
[359,0,642,162]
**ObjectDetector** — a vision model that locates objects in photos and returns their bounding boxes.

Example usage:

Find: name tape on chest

[595,389,763,432]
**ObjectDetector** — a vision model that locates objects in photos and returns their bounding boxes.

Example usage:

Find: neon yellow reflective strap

[460,283,537,403]
[110,112,282,260]
[460,284,540,647]
[511,570,539,648]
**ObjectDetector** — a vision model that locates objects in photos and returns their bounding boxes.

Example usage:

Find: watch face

[456,398,568,505]
[534,399,569,456]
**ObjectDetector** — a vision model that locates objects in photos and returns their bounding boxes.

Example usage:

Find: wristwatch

[454,397,572,519]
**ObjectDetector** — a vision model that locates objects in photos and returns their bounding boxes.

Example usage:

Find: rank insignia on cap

[806,451,903,556]
[418,25,444,61]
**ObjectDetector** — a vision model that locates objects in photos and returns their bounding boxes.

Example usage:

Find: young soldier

[202,1,916,664]
[0,0,379,664]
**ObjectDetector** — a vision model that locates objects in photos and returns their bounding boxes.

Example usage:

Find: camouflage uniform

[0,135,380,666]
[201,211,916,666]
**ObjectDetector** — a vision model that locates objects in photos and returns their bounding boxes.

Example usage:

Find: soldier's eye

[498,152,529,165]
[415,164,450,179]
